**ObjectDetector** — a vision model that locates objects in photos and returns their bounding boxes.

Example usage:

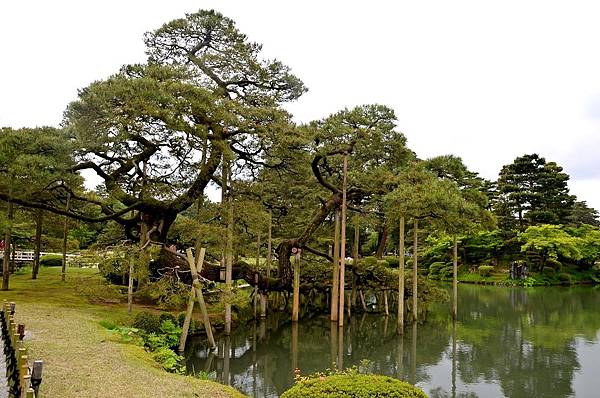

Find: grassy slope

[0,267,246,398]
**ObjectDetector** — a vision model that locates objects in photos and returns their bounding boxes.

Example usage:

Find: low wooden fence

[0,301,43,398]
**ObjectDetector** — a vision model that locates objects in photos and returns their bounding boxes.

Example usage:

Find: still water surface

[185,285,600,397]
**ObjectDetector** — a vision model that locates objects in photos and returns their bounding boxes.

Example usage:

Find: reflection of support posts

[291,321,298,371]
[384,290,389,316]
[292,249,301,322]
[411,322,417,385]
[337,322,344,370]
[330,321,338,368]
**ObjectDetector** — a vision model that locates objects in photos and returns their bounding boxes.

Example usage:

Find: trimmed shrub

[558,273,572,283]
[542,267,556,277]
[478,265,494,277]
[281,374,428,398]
[384,257,400,268]
[132,311,161,334]
[545,257,562,271]
[40,254,63,267]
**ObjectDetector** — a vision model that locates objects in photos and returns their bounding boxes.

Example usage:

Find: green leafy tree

[519,225,582,271]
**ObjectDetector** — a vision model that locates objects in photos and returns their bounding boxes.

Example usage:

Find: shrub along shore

[0,267,245,398]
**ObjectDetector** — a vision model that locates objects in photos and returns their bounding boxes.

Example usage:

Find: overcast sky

[1,1,599,209]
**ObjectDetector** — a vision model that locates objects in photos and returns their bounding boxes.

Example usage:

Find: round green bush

[542,267,556,277]
[132,311,161,334]
[40,254,63,267]
[478,265,494,277]
[384,257,400,268]
[281,374,428,398]
[558,273,572,283]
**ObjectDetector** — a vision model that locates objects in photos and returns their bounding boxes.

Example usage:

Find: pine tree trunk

[375,223,388,259]
[3,184,14,290]
[61,194,71,282]
[32,209,43,279]
[224,160,234,335]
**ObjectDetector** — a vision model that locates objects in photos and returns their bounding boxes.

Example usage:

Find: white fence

[0,251,76,262]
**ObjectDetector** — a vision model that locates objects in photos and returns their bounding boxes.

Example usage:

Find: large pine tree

[497,154,574,228]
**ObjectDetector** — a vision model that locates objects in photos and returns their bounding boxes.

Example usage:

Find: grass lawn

[0,266,246,398]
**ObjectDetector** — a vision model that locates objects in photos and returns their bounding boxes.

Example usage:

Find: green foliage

[558,273,573,283]
[428,262,452,280]
[282,373,428,398]
[152,347,185,373]
[478,265,494,277]
[520,225,582,262]
[132,311,161,334]
[40,254,63,267]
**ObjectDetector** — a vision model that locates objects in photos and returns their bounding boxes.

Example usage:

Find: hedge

[281,374,428,398]
[40,254,63,267]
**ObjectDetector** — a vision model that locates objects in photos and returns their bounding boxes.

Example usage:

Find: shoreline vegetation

[0,267,246,398]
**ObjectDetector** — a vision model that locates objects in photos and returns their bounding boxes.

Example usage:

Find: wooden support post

[2,183,14,291]
[338,153,348,327]
[25,388,35,398]
[412,219,418,322]
[61,193,71,282]
[32,209,43,280]
[186,248,216,350]
[178,286,196,353]
[452,235,458,320]
[398,216,405,334]
[330,211,341,322]
[291,249,301,322]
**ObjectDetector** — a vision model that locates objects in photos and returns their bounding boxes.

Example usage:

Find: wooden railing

[0,301,43,398]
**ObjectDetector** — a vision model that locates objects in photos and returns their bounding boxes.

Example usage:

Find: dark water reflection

[185,285,600,398]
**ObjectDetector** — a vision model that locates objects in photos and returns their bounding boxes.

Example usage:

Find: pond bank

[0,267,245,398]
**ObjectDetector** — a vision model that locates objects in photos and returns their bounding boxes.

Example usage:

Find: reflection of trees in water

[456,285,600,398]
[185,312,450,397]
[184,286,600,398]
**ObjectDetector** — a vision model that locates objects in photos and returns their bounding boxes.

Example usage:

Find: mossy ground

[0,266,246,398]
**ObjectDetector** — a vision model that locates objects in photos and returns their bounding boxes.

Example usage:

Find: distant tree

[497,154,574,229]
[567,201,600,227]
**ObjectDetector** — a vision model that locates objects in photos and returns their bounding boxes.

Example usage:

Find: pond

[184,284,600,398]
